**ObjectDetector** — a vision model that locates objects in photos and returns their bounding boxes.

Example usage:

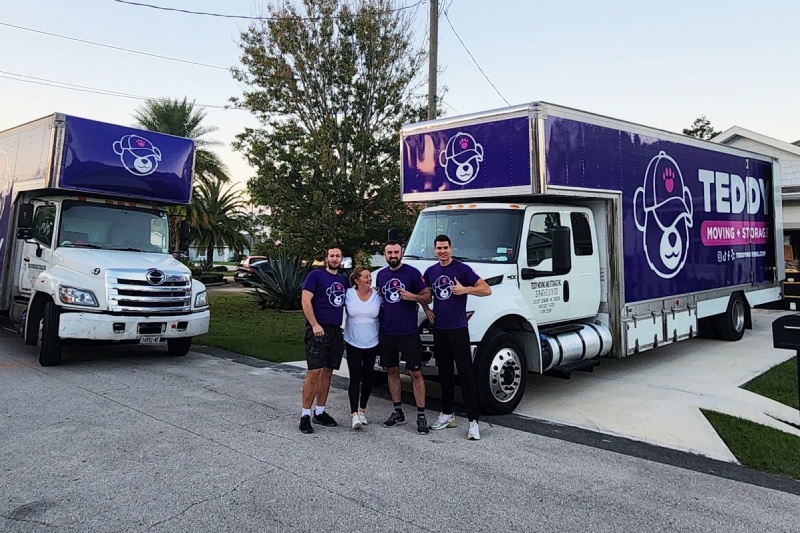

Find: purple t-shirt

[301,269,349,326]
[376,263,428,336]
[423,260,480,330]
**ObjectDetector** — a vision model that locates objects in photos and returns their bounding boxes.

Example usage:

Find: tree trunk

[206,244,214,270]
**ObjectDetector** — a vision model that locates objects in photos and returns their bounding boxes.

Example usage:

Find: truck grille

[106,269,191,314]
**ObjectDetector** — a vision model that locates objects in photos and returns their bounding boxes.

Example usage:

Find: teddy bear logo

[326,281,346,307]
[112,134,162,177]
[432,275,454,300]
[632,151,694,279]
[439,132,484,186]
[381,278,406,303]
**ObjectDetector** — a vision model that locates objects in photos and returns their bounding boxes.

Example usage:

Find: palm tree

[132,97,230,185]
[191,178,249,268]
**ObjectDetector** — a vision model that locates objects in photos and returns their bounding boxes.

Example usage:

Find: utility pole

[427,0,438,120]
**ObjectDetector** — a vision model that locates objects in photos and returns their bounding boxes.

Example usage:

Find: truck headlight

[59,286,99,307]
[194,290,208,308]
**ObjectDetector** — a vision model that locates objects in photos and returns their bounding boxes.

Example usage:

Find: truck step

[539,323,586,337]
[544,358,600,380]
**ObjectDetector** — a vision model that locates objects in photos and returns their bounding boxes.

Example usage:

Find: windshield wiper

[452,255,469,261]
[403,254,424,260]
[109,246,144,252]
[62,242,103,249]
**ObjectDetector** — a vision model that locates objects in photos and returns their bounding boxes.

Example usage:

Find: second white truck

[397,102,782,414]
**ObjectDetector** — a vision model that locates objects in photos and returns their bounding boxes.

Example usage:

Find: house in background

[711,127,800,308]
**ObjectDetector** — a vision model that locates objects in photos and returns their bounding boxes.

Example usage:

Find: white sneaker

[351,413,362,430]
[430,413,456,430]
[467,420,480,440]
[358,412,369,425]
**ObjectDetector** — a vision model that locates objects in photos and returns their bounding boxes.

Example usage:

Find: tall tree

[133,97,231,186]
[231,0,426,260]
[190,179,249,268]
[683,115,720,140]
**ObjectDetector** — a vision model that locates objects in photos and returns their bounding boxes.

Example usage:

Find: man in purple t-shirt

[375,241,432,434]
[423,234,491,440]
[298,246,350,434]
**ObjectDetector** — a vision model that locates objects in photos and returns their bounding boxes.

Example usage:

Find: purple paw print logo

[662,166,675,193]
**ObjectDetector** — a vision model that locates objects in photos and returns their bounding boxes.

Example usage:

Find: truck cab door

[18,202,57,296]
[519,209,571,324]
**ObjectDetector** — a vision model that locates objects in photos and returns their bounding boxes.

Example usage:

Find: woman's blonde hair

[349,266,370,288]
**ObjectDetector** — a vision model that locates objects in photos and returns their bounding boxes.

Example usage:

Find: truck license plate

[139,335,162,345]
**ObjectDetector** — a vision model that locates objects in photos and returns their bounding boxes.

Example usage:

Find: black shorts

[379,333,423,372]
[305,324,345,370]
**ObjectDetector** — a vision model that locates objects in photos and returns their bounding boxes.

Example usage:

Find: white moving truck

[0,114,210,366]
[398,102,782,415]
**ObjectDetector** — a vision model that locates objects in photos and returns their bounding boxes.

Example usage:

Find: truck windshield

[58,201,170,253]
[405,209,524,263]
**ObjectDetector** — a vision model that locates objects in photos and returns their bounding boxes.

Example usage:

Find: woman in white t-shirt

[343,266,381,430]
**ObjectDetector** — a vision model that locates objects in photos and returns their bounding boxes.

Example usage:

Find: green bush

[197,273,224,284]
[249,254,313,310]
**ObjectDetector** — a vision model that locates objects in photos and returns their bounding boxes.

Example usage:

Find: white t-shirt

[343,287,381,349]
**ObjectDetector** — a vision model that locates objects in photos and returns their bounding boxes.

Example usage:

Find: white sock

[302,408,311,417]
[315,405,325,415]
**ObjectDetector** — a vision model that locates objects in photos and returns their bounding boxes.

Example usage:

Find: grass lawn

[702,410,800,479]
[196,293,306,363]
[743,358,799,410]
[704,357,799,479]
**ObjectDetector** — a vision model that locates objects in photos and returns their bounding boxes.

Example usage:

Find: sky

[2,0,799,196]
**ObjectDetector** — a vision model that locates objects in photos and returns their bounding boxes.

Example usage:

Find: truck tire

[474,332,527,415]
[38,301,62,366]
[167,337,192,356]
[714,293,746,341]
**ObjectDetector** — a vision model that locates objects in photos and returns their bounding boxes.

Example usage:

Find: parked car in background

[233,256,267,286]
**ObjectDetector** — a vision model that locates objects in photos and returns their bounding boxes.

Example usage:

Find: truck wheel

[167,338,192,356]
[474,332,527,415]
[714,293,746,341]
[38,301,62,366]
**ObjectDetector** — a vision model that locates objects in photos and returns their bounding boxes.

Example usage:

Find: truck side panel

[0,116,56,292]
[542,113,777,304]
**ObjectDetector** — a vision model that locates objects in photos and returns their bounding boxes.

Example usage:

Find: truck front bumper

[58,310,210,341]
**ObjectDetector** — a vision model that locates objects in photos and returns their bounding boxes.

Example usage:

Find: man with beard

[376,241,432,434]
[298,246,350,434]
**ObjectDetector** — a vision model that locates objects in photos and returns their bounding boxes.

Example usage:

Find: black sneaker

[416,415,430,435]
[299,415,314,434]
[383,410,406,427]
[312,411,338,427]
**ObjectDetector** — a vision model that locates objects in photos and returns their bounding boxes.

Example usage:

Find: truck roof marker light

[456,204,464,209]
[446,205,454,210]
[468,204,476,208]
[510,204,521,209]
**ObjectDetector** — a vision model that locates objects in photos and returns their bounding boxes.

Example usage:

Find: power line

[0,22,229,71]
[443,11,510,107]
[0,70,239,110]
[113,0,426,20]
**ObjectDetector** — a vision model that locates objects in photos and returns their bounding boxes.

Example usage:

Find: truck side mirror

[179,220,190,252]
[551,226,572,276]
[17,204,34,229]
[16,204,34,240]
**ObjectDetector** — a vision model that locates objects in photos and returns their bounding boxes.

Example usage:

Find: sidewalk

[285,309,799,462]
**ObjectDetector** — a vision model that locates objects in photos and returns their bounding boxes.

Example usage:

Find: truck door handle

[563,280,570,302]
[23,258,30,263]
